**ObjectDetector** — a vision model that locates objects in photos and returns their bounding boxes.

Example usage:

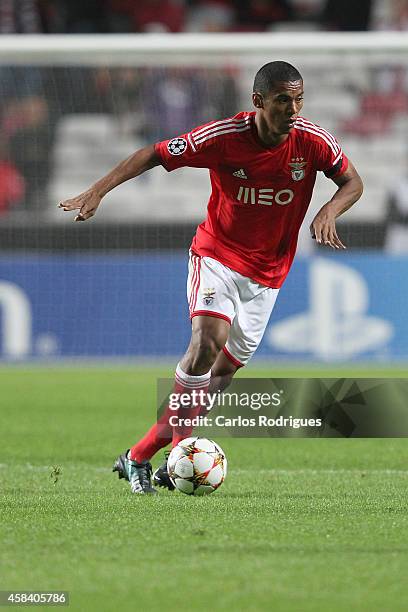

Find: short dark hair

[253,61,302,96]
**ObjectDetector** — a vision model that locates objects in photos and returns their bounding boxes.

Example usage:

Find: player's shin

[129,363,211,461]
[128,421,172,463]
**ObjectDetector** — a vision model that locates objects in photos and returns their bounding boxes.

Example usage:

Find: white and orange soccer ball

[167,437,227,496]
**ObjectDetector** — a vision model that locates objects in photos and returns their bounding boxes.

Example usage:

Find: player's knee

[193,338,221,370]
[186,332,224,374]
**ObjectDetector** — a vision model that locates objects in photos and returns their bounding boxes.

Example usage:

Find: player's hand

[310,204,346,249]
[58,188,101,222]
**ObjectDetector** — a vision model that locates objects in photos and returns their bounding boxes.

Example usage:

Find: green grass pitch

[1,365,408,612]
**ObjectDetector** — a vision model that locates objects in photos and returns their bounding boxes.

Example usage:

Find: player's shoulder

[190,111,254,148]
[293,116,340,148]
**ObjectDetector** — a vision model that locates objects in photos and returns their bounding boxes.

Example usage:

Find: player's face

[255,80,304,135]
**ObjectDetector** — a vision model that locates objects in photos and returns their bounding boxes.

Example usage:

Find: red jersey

[155,111,348,288]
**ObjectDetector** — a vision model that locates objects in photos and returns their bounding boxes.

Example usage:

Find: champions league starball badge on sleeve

[167,138,188,155]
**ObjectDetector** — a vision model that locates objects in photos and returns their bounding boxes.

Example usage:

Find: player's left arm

[310,159,363,249]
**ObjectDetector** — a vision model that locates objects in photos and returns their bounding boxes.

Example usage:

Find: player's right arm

[58,144,161,221]
[59,118,224,221]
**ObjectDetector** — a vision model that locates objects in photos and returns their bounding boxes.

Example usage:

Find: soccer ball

[167,437,227,496]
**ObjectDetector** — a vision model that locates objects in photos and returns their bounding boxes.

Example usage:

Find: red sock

[129,364,211,462]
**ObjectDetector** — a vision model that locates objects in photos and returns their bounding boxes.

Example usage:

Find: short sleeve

[154,121,224,172]
[313,130,348,179]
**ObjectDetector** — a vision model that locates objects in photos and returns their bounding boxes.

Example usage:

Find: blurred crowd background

[0,0,406,34]
[0,0,407,254]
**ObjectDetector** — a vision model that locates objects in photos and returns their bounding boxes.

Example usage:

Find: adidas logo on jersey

[232,168,248,179]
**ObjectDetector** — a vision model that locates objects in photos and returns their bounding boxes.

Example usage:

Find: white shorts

[187,252,279,367]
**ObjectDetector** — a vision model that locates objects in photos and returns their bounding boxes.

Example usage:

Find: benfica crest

[289,158,307,181]
[202,288,216,306]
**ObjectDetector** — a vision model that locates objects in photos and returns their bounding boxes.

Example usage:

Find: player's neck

[254,115,289,148]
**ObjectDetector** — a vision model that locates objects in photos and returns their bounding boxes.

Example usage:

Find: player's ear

[252,92,264,109]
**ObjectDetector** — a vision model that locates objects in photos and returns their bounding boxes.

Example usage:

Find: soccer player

[59,61,363,494]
